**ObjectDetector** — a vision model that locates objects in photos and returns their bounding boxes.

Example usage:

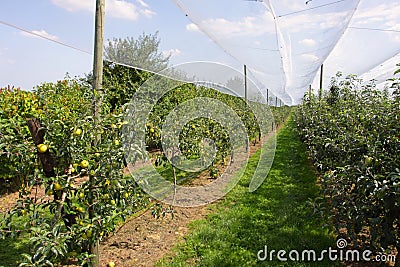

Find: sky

[1,0,400,104]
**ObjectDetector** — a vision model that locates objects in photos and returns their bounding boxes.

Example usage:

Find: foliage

[0,80,148,266]
[0,217,30,266]
[294,72,400,263]
[0,86,40,193]
[102,61,152,111]
[143,83,290,178]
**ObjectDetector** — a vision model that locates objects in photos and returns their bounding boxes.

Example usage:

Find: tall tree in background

[102,32,170,111]
[104,31,169,72]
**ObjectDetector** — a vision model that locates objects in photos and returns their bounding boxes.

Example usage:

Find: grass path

[158,118,336,266]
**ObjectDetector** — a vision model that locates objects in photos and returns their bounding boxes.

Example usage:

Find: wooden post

[27,118,55,177]
[266,89,269,105]
[89,0,104,266]
[92,0,104,119]
[244,64,248,103]
[275,96,277,108]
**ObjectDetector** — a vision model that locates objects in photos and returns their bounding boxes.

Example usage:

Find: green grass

[0,235,29,267]
[0,212,31,267]
[158,118,337,266]
[156,163,200,185]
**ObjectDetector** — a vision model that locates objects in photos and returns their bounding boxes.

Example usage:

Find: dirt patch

[0,176,88,213]
[99,205,210,266]
[0,185,47,213]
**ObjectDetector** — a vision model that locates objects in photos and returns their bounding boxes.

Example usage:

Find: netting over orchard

[1,0,399,105]
[106,0,400,105]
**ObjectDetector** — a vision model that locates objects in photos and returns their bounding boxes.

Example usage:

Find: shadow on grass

[159,119,337,267]
[0,234,29,267]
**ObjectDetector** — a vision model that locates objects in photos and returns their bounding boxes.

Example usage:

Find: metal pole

[244,64,248,103]
[266,89,269,105]
[319,64,323,101]
[244,64,248,152]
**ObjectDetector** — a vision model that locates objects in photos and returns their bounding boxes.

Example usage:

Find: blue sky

[1,0,400,104]
[0,0,227,90]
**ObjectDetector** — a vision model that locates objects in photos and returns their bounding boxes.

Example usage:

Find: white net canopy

[169,0,400,104]
[101,0,400,105]
[1,0,400,104]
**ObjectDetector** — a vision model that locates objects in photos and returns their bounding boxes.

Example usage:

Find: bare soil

[0,185,47,213]
[98,205,210,266]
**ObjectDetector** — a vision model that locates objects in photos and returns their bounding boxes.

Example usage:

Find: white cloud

[353,3,400,26]
[162,48,182,58]
[20,30,59,41]
[351,2,400,43]
[301,54,319,62]
[50,0,92,12]
[50,0,156,20]
[188,12,275,38]
[274,0,305,13]
[107,0,139,20]
[278,10,352,33]
[299,38,316,46]
[187,7,350,40]
[136,0,149,8]
[186,23,200,32]
[140,8,156,18]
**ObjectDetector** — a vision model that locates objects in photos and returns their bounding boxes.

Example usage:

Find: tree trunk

[27,118,55,177]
